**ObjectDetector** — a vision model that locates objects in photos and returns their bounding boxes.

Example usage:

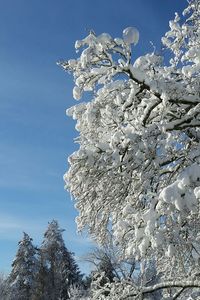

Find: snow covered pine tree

[40,220,82,300]
[7,233,39,300]
[59,0,200,298]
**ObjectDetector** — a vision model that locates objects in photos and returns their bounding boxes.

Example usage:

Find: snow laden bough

[59,1,200,297]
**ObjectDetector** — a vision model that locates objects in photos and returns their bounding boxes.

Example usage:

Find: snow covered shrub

[90,273,140,300]
[68,284,89,300]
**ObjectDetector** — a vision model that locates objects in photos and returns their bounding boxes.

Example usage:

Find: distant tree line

[0,222,138,300]
[0,220,86,300]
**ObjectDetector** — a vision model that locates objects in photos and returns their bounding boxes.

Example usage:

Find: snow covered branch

[61,0,200,298]
[142,280,200,294]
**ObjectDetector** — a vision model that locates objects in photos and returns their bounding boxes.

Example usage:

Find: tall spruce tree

[33,249,49,300]
[40,220,82,300]
[8,232,38,300]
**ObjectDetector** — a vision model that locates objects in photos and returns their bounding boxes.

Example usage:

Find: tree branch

[142,280,200,294]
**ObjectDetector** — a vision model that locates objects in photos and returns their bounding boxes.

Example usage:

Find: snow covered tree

[0,273,8,300]
[40,220,82,300]
[68,284,89,300]
[84,233,136,281]
[60,0,200,298]
[96,254,115,285]
[33,250,49,300]
[7,233,38,300]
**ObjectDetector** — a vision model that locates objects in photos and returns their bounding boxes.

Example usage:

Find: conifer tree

[8,232,38,300]
[33,249,49,300]
[97,254,115,283]
[41,220,82,300]
[0,273,8,300]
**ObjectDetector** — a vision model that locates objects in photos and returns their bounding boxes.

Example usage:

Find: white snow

[123,27,139,45]
[73,86,82,100]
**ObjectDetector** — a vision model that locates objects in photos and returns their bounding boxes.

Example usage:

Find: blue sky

[0,0,186,274]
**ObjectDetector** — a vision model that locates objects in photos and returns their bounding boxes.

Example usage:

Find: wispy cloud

[0,213,45,241]
[0,216,21,230]
[0,212,94,247]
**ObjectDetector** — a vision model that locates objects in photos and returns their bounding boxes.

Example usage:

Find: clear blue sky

[0,0,186,274]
